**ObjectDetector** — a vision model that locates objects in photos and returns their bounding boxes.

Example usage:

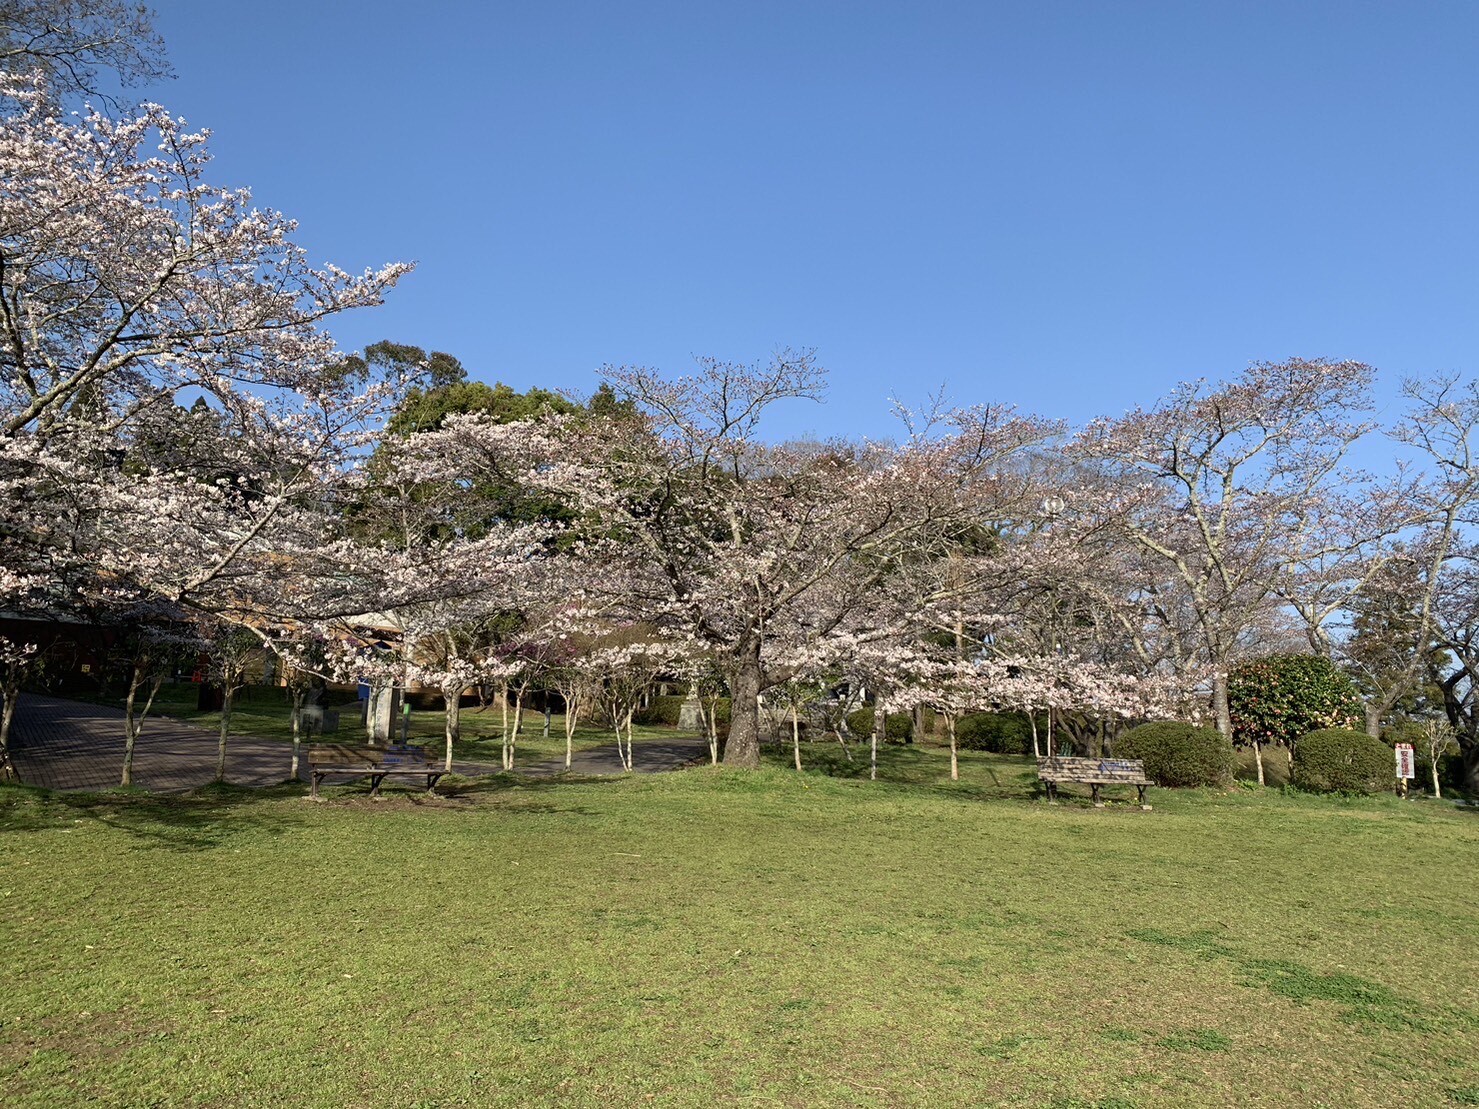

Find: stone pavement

[5,693,710,792]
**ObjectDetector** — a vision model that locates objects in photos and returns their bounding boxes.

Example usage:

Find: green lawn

[2,742,1476,1107]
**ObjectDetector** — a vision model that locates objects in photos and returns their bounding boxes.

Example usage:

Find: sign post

[1395,742,1415,797]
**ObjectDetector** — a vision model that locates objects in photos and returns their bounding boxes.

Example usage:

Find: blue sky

[148,1,1479,441]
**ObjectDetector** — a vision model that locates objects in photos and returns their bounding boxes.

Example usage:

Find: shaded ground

[518,734,710,777]
[5,693,708,792]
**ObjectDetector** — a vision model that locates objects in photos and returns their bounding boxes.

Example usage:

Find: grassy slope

[1,743,1476,1108]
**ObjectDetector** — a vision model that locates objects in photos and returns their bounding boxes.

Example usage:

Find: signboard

[1395,743,1415,780]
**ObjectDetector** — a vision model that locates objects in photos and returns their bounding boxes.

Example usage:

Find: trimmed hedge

[1292,728,1393,795]
[633,694,730,728]
[845,707,913,743]
[955,712,1033,754]
[1116,721,1234,788]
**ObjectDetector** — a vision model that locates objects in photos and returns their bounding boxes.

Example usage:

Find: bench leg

[310,772,322,802]
[370,773,384,800]
[426,773,442,796]
[1092,783,1103,808]
[1138,785,1151,811]
[1045,781,1057,803]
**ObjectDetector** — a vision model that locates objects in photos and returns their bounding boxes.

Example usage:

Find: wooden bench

[307,743,444,801]
[1037,756,1152,809]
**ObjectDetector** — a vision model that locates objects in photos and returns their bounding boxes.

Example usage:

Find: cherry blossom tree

[416,355,1057,769]
[0,1,171,105]
[1069,359,1375,740]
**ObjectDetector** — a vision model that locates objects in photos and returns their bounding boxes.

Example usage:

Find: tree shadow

[0,781,308,851]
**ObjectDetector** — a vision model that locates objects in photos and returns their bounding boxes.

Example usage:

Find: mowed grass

[2,742,1477,1108]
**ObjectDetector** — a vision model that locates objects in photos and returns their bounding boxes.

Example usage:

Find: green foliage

[633,695,685,727]
[1291,728,1393,795]
[633,695,730,728]
[387,380,579,437]
[1384,719,1465,791]
[955,711,1033,754]
[1228,655,1363,750]
[1116,721,1234,787]
[845,707,913,742]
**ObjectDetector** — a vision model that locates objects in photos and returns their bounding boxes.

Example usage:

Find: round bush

[955,712,1032,754]
[1116,721,1234,788]
[1292,728,1393,795]
[633,694,685,727]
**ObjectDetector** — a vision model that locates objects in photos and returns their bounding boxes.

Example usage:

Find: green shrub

[633,694,685,726]
[845,707,913,743]
[1116,721,1234,788]
[634,694,731,727]
[1291,728,1393,795]
[955,712,1032,754]
[1228,655,1363,751]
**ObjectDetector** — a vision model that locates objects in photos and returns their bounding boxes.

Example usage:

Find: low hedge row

[1291,728,1393,795]
[1115,721,1234,788]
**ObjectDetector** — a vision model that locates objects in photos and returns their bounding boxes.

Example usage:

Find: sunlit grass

[1,743,1476,1106]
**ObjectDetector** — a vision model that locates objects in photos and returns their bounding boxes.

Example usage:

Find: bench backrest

[1037,756,1147,782]
[307,743,432,769]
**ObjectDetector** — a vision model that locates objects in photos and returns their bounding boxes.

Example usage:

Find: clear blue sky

[148,0,1479,440]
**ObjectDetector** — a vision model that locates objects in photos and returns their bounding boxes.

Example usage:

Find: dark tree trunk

[215,687,234,783]
[1464,743,1479,796]
[723,634,763,769]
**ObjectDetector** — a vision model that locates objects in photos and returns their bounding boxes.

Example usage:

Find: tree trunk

[832,725,854,762]
[289,687,304,782]
[1364,704,1382,739]
[1253,739,1266,786]
[912,703,925,744]
[215,686,234,783]
[121,667,162,788]
[948,712,958,781]
[870,715,878,781]
[0,684,18,783]
[443,685,461,773]
[1029,710,1040,759]
[1212,668,1233,740]
[792,705,802,771]
[500,681,511,771]
[1462,744,1479,797]
[1430,753,1442,800]
[723,635,763,769]
[564,694,578,770]
[1046,706,1055,759]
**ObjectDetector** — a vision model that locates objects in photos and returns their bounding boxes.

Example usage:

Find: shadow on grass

[762,742,1049,804]
[0,780,308,850]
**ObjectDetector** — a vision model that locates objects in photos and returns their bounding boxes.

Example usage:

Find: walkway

[4,693,710,792]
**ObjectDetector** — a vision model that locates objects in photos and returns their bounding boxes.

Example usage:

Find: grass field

[2,741,1477,1107]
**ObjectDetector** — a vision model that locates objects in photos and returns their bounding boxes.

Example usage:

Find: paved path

[4,693,709,793]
